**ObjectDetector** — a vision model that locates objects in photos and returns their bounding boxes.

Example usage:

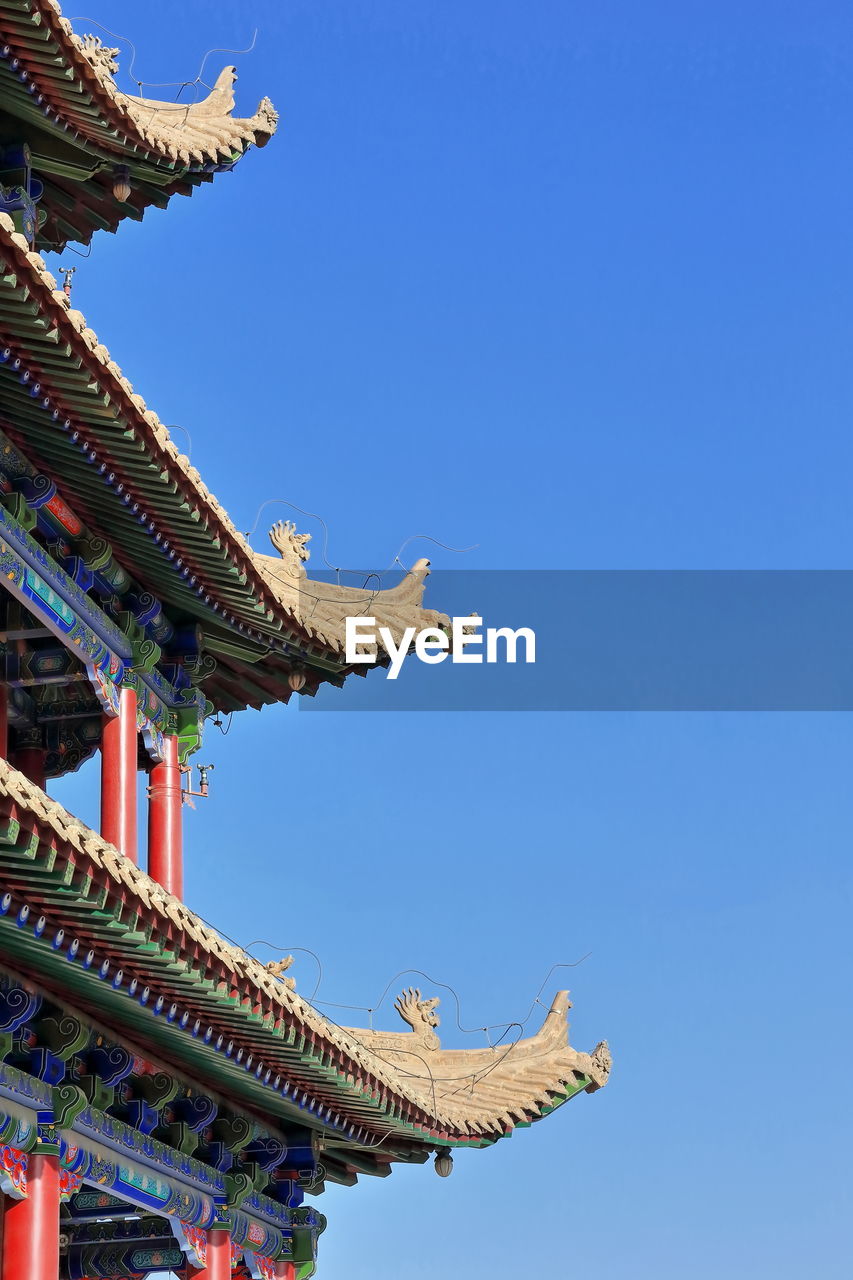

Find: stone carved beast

[393,988,441,1051]
[269,520,311,580]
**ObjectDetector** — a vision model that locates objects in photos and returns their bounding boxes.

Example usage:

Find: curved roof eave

[0,759,610,1151]
[0,0,278,170]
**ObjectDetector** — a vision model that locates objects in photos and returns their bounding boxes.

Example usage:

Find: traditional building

[0,4,611,1277]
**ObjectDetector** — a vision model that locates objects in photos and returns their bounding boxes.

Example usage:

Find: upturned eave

[0,216,446,711]
[0,759,609,1165]
[0,0,278,249]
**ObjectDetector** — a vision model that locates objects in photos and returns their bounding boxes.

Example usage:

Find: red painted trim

[0,688,7,762]
[147,734,183,898]
[2,1153,59,1280]
[101,685,138,862]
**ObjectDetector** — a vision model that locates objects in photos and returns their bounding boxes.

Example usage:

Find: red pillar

[101,685,138,862]
[192,1228,231,1279]
[13,745,46,788]
[0,686,8,761]
[275,1263,296,1280]
[147,734,183,897]
[2,1153,59,1280]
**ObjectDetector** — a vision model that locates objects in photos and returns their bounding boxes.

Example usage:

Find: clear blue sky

[48,3,851,1277]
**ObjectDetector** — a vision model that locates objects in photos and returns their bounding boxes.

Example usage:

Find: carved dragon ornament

[73,33,120,79]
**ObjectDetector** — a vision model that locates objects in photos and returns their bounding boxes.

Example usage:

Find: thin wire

[382,533,479,576]
[195,30,258,84]
[246,497,337,572]
[346,1003,607,1143]
[67,19,258,100]
[184,915,332,1010]
[333,1019,595,1144]
[205,708,233,736]
[367,1029,523,1089]
[215,936,590,1048]
[173,82,202,105]
[245,941,324,1004]
[149,842,596,1135]
[249,557,383,612]
[247,497,478,593]
[315,999,570,1126]
[360,962,590,1039]
[167,917,596,1140]
[162,424,192,460]
[67,17,140,82]
[46,240,93,261]
[304,957,592,1048]
[523,958,594,1025]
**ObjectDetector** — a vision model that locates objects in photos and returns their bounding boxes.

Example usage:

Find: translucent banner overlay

[301,570,853,711]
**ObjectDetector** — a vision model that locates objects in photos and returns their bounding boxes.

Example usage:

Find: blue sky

[47,3,852,1277]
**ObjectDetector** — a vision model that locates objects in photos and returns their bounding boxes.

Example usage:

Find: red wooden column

[0,686,8,761]
[147,734,183,897]
[101,684,138,862]
[2,1153,60,1280]
[274,1263,296,1279]
[13,732,46,788]
[192,1228,231,1279]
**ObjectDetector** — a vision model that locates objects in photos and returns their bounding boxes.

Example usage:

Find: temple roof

[0,6,448,716]
[0,212,444,710]
[0,758,610,1176]
[0,0,277,249]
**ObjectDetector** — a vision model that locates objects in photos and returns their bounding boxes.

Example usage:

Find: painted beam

[0,500,129,681]
[0,503,209,760]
